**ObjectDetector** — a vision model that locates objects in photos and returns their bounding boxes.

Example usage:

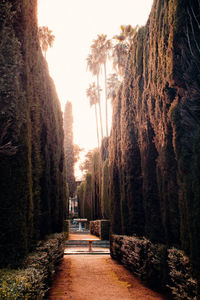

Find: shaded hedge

[109,0,200,281]
[0,0,66,267]
[77,137,111,221]
[0,233,65,299]
[90,220,110,240]
[167,248,198,299]
[64,102,75,198]
[78,149,101,220]
[77,173,93,220]
[63,219,70,239]
[111,235,198,299]
[101,159,110,219]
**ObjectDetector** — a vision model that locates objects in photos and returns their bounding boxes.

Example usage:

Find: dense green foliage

[63,102,75,197]
[109,0,200,289]
[77,182,85,218]
[101,159,110,219]
[90,220,110,240]
[63,219,70,239]
[78,138,110,221]
[78,149,100,220]
[77,173,93,220]
[0,0,66,267]
[0,233,64,299]
[111,235,198,299]
[83,173,93,219]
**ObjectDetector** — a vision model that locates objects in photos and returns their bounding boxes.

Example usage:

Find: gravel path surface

[49,255,166,300]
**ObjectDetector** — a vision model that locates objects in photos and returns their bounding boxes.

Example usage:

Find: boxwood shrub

[111,234,198,298]
[0,233,64,299]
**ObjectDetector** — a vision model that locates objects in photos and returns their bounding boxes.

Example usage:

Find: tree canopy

[38,26,55,58]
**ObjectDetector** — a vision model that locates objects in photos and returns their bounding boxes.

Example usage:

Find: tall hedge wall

[109,0,200,275]
[0,0,66,267]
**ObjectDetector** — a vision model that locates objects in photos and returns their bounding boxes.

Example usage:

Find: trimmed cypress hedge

[0,0,66,267]
[109,0,200,291]
[63,219,70,239]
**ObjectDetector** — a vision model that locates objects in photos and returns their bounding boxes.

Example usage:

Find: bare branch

[191,6,200,30]
[186,24,195,57]
[187,7,200,54]
[0,142,18,156]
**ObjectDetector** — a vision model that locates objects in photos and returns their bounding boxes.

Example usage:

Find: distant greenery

[78,149,100,220]
[77,137,110,221]
[63,102,76,197]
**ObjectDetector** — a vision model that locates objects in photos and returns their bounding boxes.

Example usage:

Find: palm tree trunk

[104,62,108,137]
[97,73,104,140]
[94,103,100,149]
[97,73,104,218]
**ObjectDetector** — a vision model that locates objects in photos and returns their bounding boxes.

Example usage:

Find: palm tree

[86,82,100,148]
[91,35,112,136]
[38,26,55,58]
[112,25,138,77]
[114,25,138,45]
[86,53,104,140]
[107,73,121,104]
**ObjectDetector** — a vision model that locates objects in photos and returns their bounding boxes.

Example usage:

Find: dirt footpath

[49,255,166,300]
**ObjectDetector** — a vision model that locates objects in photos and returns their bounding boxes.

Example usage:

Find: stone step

[64,250,110,255]
[66,240,110,244]
[70,230,87,232]
[70,229,90,233]
[66,240,110,247]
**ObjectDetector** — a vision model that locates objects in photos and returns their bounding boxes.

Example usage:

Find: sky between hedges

[38,0,153,178]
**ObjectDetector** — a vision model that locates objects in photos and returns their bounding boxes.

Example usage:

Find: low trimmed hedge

[111,234,198,299]
[167,248,198,299]
[0,233,65,299]
[63,219,70,239]
[90,220,110,240]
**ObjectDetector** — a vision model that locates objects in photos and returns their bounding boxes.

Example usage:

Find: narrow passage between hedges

[49,255,167,299]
